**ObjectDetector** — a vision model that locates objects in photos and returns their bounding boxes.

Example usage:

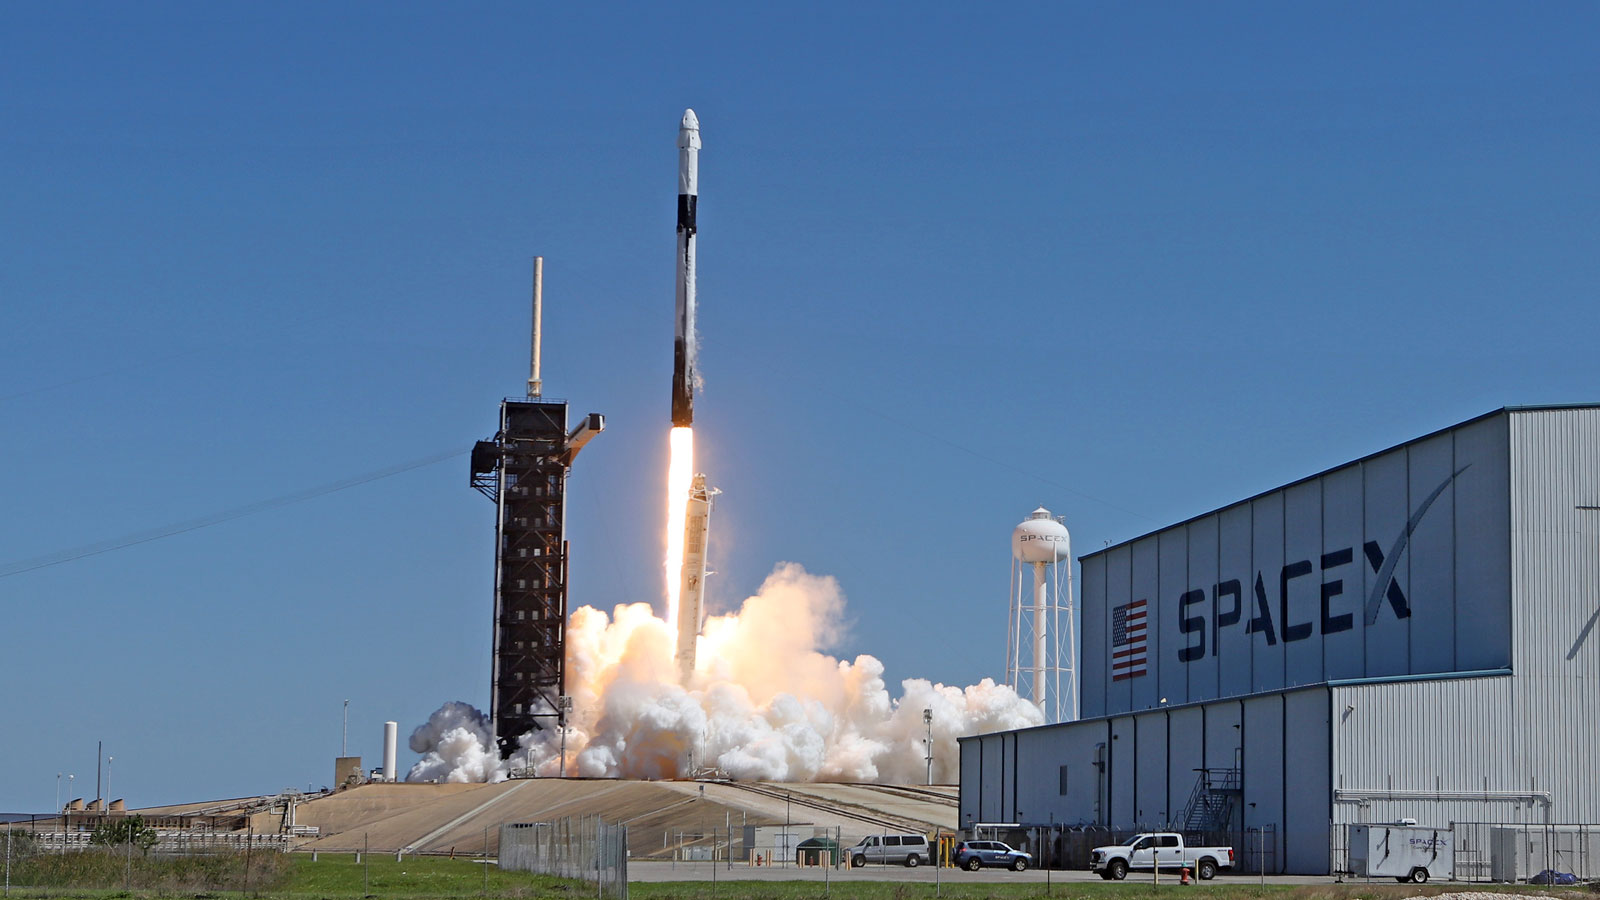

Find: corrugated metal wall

[1330,675,1524,829]
[1510,408,1600,823]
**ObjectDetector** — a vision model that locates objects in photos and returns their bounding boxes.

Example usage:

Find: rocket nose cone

[678,109,701,149]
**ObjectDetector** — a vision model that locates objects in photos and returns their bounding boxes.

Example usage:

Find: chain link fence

[1329,821,1600,883]
[1004,824,1272,874]
[1446,822,1598,883]
[499,816,628,900]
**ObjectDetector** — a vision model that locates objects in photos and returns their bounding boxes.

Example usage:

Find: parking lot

[628,860,1343,885]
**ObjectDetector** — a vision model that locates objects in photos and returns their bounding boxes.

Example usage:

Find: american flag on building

[1111,599,1148,680]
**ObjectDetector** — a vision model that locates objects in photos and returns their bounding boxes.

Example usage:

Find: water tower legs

[1033,561,1048,711]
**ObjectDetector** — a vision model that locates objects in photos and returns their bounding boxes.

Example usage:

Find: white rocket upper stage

[678,109,700,194]
[672,108,700,427]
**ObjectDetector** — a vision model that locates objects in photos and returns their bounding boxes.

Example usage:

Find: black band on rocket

[677,195,697,235]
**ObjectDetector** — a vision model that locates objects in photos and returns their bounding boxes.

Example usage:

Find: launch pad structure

[471,258,602,758]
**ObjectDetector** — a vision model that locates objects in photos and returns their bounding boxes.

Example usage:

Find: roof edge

[1080,405,1524,563]
[956,669,1514,742]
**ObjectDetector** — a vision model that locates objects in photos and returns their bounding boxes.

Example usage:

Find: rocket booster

[672,109,700,427]
[675,473,714,681]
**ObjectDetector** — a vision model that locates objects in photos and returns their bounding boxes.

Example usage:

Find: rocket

[675,473,715,682]
[672,108,700,427]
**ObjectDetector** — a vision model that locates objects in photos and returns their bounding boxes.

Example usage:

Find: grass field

[282,852,583,897]
[2,852,1593,899]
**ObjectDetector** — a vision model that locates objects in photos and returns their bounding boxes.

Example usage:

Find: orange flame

[664,426,695,640]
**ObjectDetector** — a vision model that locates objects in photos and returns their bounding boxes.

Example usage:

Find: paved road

[628,860,1345,885]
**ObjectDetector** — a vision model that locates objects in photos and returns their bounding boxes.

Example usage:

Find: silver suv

[849,833,931,867]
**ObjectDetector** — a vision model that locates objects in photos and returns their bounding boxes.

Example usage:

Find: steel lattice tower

[470,258,602,759]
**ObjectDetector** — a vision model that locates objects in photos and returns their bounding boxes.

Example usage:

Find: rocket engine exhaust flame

[664,426,695,644]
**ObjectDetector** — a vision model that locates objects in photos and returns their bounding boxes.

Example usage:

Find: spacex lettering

[1168,466,1468,666]
[1018,534,1069,545]
[1175,543,1401,661]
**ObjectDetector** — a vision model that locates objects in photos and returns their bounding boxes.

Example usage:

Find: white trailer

[1349,824,1454,883]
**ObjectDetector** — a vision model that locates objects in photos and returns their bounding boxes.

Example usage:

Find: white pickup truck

[1090,833,1235,880]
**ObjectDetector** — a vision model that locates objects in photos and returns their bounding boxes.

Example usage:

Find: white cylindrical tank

[1012,507,1071,563]
[1012,508,1070,716]
[383,721,398,782]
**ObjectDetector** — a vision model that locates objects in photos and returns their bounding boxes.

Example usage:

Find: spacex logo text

[1174,541,1407,662]
[1149,466,1469,667]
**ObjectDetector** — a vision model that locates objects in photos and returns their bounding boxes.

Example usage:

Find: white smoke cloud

[406,701,504,784]
[407,563,1042,784]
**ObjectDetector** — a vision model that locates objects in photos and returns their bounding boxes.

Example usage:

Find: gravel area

[1403,894,1560,900]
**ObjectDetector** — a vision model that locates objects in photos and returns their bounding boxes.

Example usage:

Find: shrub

[90,815,159,854]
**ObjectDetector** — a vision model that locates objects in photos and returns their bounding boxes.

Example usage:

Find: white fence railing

[25,831,291,853]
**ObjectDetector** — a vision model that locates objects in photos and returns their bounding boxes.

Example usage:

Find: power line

[0,448,467,581]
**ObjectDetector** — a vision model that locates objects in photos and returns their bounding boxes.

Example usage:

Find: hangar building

[959,405,1600,874]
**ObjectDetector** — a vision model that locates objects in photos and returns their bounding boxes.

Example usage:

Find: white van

[850,833,931,867]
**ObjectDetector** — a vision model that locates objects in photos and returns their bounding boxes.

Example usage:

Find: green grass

[3,852,1593,900]
[7,846,291,894]
[281,852,583,897]
[1,852,580,899]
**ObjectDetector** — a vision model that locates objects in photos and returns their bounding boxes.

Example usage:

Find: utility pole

[1047,813,1053,893]
[923,708,934,785]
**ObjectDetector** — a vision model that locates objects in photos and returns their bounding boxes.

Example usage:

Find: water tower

[1008,507,1075,722]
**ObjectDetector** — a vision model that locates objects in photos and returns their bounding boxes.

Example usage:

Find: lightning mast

[469,257,604,758]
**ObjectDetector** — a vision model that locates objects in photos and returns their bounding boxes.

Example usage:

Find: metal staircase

[1174,766,1241,834]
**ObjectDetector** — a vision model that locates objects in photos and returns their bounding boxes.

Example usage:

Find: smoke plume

[408,563,1043,784]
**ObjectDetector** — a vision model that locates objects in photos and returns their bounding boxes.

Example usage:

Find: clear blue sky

[3,3,1597,810]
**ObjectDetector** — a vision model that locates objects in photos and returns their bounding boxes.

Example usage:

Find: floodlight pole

[558,696,574,776]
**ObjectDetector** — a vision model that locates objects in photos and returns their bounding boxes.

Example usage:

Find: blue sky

[3,3,1597,810]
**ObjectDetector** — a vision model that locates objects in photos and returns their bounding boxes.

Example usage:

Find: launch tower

[470,258,602,758]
